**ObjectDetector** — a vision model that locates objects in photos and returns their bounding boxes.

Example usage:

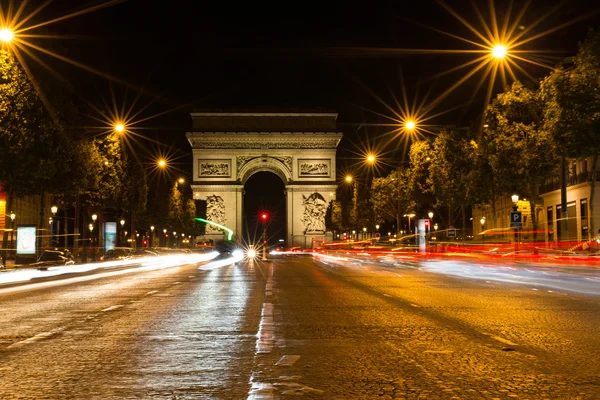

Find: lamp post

[150,225,155,248]
[163,228,167,247]
[511,194,519,251]
[88,223,95,261]
[480,217,486,246]
[403,213,415,234]
[119,219,125,246]
[173,231,177,248]
[9,212,15,259]
[50,206,58,246]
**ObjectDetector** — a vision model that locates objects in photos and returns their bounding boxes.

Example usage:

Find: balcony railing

[540,171,600,194]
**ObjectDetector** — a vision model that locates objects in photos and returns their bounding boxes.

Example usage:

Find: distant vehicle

[34,249,75,269]
[152,247,191,255]
[131,248,159,258]
[101,247,133,261]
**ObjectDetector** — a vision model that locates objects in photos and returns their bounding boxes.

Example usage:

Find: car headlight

[247,248,257,258]
[232,249,244,258]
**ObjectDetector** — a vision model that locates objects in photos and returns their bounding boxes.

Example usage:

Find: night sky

[11,0,600,243]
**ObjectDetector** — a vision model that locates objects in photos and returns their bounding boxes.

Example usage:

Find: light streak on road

[0,252,219,286]
[421,260,600,296]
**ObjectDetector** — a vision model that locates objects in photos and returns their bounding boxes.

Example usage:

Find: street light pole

[9,212,15,260]
[480,217,486,246]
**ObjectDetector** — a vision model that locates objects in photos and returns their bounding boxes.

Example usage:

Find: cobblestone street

[0,255,599,399]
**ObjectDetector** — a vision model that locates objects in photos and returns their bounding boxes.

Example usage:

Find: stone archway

[186,112,342,247]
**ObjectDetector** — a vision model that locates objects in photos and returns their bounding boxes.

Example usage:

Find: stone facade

[186,113,342,247]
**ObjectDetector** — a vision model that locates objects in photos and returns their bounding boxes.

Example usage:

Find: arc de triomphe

[186,112,342,247]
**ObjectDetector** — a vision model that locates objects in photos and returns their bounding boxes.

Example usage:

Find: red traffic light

[260,212,269,222]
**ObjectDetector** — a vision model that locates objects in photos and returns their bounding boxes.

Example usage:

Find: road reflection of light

[199,251,244,270]
[312,253,350,263]
[0,253,219,286]
[421,260,600,296]
[129,261,252,396]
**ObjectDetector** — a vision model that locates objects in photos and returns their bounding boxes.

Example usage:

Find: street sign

[375,233,381,239]
[447,228,456,238]
[510,211,522,229]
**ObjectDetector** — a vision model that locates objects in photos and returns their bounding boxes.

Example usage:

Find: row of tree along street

[327,30,600,242]
[0,50,202,262]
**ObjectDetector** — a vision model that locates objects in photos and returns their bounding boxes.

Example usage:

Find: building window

[581,199,588,237]
[547,207,554,242]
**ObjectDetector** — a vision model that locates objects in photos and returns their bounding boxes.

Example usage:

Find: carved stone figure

[206,195,226,234]
[301,192,327,232]
[299,161,329,175]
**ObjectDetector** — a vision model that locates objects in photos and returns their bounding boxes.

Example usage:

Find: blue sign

[447,228,456,238]
[510,211,522,229]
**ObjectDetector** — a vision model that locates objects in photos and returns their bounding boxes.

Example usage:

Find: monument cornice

[187,132,342,149]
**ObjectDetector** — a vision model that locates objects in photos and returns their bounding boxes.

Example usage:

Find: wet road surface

[1,255,600,399]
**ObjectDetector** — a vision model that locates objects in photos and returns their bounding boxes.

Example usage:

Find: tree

[371,169,413,232]
[0,50,50,261]
[167,182,184,232]
[428,127,476,235]
[541,29,600,239]
[485,81,558,241]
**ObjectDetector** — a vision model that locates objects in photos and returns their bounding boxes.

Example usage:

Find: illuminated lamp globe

[367,154,376,164]
[0,28,14,43]
[114,123,125,133]
[247,248,257,258]
[405,120,416,130]
[492,45,507,59]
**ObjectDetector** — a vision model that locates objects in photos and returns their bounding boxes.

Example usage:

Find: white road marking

[249,264,276,400]
[7,326,67,349]
[102,305,124,312]
[490,335,518,346]
[145,290,159,296]
[423,350,453,354]
[275,355,301,367]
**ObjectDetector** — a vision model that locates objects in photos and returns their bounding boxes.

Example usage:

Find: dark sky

[11,0,600,241]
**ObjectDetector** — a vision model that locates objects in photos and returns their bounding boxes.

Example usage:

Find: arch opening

[243,171,286,248]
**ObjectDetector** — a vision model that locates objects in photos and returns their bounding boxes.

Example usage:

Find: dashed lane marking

[275,355,301,367]
[7,326,67,349]
[102,305,124,312]
[490,335,518,346]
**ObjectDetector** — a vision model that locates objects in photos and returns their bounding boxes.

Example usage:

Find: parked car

[101,247,133,261]
[34,249,75,269]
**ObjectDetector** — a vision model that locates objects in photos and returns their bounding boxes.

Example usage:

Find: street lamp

[428,211,434,220]
[9,212,15,256]
[363,227,367,240]
[511,194,519,210]
[120,219,125,246]
[178,177,185,184]
[480,217,486,245]
[405,120,416,130]
[150,225,155,247]
[492,45,507,59]
[158,159,167,168]
[0,28,14,43]
[345,175,353,183]
[114,122,125,134]
[403,213,415,234]
[375,224,380,231]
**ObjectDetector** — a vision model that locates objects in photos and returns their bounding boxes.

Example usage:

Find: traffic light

[260,212,269,222]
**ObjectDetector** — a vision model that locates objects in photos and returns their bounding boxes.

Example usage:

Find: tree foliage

[485,81,558,237]
[371,168,413,230]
